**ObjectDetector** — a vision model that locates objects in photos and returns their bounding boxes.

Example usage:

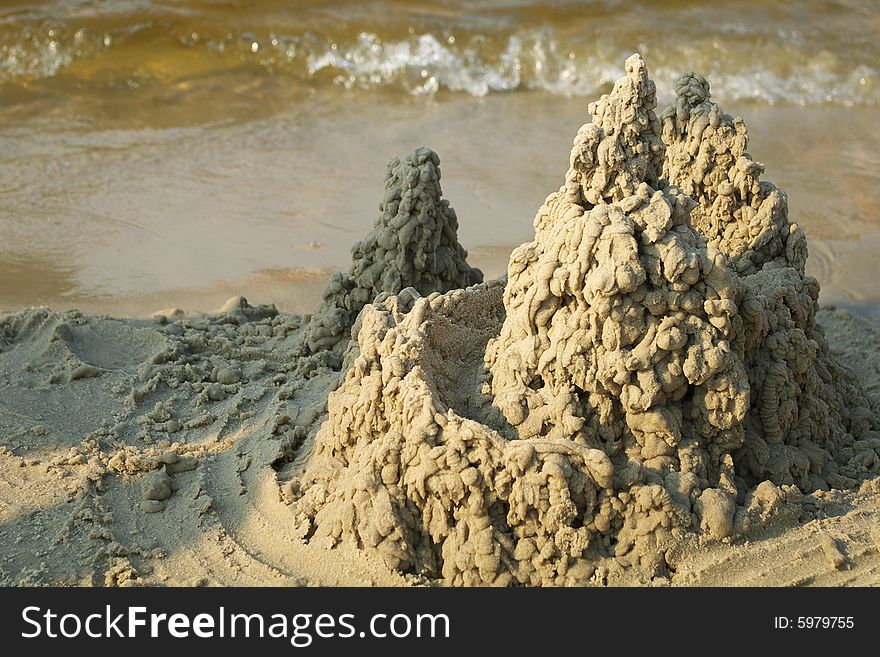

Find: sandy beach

[1,1,879,588]
[1,299,878,586]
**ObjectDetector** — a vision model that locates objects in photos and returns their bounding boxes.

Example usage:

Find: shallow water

[3,0,878,103]
[1,1,879,317]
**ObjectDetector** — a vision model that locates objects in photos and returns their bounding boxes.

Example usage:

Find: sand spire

[303,147,482,368]
[286,55,879,586]
[660,72,805,276]
[660,73,870,487]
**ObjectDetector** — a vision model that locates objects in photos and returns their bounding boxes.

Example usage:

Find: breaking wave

[1,1,878,105]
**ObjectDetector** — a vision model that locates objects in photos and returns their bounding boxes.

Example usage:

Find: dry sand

[1,55,879,587]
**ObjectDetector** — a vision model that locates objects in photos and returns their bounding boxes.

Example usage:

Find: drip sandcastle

[285,54,880,585]
[302,147,483,371]
[0,54,877,589]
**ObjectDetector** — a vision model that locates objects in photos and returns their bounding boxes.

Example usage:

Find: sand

[2,55,879,587]
[1,307,877,587]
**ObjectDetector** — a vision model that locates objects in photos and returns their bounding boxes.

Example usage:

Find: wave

[1,9,878,106]
[289,30,879,105]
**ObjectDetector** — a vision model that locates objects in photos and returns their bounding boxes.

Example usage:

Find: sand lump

[301,147,483,370]
[286,54,880,585]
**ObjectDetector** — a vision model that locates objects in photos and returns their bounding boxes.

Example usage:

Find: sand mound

[286,54,880,585]
[302,147,482,370]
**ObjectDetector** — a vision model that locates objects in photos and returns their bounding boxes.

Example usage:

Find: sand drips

[302,147,482,370]
[1,54,879,589]
[286,54,880,585]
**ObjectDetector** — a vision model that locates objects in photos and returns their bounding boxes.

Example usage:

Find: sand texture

[302,147,482,370]
[2,55,879,587]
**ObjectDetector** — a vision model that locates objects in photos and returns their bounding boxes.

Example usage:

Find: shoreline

[4,236,880,323]
[3,96,880,319]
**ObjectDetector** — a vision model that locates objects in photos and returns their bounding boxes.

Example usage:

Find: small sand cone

[303,147,482,366]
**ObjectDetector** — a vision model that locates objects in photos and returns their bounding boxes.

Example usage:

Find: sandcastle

[285,55,880,585]
[302,147,482,370]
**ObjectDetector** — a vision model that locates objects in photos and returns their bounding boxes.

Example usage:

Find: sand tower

[286,55,879,585]
[303,147,482,368]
